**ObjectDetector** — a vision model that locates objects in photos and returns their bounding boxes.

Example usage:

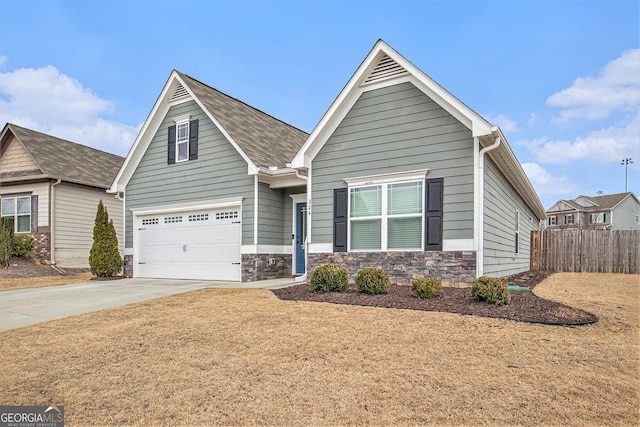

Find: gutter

[476,129,501,277]
[49,179,65,274]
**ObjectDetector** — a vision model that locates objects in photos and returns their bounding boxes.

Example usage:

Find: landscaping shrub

[12,234,34,258]
[309,263,348,293]
[355,267,390,295]
[412,277,441,299]
[471,276,511,306]
[89,200,123,277]
[0,217,14,267]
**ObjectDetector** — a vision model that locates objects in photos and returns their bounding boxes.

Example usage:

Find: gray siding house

[0,123,124,268]
[111,40,545,283]
[546,192,640,230]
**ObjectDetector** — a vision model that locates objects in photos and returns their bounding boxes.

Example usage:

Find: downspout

[294,168,309,283]
[50,179,65,274]
[254,176,259,246]
[114,190,125,267]
[477,131,501,278]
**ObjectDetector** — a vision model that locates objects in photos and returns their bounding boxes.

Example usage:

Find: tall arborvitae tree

[0,217,14,267]
[89,200,123,277]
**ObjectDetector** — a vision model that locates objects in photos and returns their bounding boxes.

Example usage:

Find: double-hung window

[349,180,423,251]
[176,119,189,162]
[1,196,31,233]
[591,213,606,224]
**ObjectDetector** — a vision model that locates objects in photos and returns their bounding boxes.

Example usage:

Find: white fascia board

[110,72,181,193]
[175,74,259,176]
[256,167,307,188]
[130,196,243,216]
[291,40,494,169]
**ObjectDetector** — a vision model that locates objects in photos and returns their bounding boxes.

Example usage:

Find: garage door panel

[136,208,241,281]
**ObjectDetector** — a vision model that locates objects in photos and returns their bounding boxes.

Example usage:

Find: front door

[295,202,307,275]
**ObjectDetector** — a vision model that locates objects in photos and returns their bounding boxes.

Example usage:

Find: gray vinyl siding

[612,196,640,230]
[483,157,540,277]
[54,182,123,267]
[257,183,285,245]
[125,100,254,247]
[311,82,474,244]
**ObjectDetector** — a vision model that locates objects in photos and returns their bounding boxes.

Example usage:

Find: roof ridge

[7,122,124,159]
[177,71,309,136]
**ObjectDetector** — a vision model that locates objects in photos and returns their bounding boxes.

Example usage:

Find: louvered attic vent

[170,84,189,101]
[362,54,409,85]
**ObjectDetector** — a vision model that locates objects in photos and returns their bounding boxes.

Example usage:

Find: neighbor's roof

[177,71,308,169]
[0,123,124,189]
[547,192,637,212]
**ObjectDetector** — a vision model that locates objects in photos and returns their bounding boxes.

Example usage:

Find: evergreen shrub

[355,267,390,295]
[12,234,34,258]
[309,263,348,293]
[89,200,123,277]
[471,276,511,306]
[412,277,442,299]
[0,217,14,267]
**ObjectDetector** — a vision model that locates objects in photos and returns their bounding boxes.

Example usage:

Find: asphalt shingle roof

[1,123,124,189]
[177,72,308,169]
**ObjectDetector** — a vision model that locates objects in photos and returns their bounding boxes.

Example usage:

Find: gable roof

[111,70,308,192]
[547,192,638,212]
[0,123,124,189]
[291,39,546,219]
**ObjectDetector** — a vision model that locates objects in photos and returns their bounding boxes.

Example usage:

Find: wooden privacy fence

[531,229,639,274]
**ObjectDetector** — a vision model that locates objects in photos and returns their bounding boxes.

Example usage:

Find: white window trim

[344,168,429,187]
[175,114,191,163]
[1,196,31,233]
[347,179,424,252]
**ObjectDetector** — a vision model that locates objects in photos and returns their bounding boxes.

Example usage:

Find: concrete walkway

[0,277,298,332]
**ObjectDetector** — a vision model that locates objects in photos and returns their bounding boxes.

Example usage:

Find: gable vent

[170,84,189,101]
[362,54,409,86]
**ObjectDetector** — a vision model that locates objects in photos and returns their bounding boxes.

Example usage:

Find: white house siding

[612,196,640,230]
[125,100,255,249]
[311,81,475,245]
[483,156,540,277]
[53,182,123,268]
[0,182,50,229]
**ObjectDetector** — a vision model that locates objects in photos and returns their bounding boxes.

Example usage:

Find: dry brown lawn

[0,273,94,291]
[1,273,638,426]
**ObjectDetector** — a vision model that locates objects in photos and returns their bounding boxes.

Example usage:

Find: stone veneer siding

[308,251,477,287]
[242,253,293,282]
[28,231,50,264]
[123,255,134,278]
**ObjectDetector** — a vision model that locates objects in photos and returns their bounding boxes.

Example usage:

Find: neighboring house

[0,123,124,269]
[111,40,545,284]
[546,192,640,230]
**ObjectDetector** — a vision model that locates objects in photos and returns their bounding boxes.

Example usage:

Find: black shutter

[167,125,176,165]
[425,178,443,251]
[31,195,38,232]
[333,188,348,252]
[188,119,199,161]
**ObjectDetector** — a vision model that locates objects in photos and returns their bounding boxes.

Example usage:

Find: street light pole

[621,158,633,192]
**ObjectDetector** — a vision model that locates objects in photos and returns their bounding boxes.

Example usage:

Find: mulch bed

[0,257,89,278]
[273,271,598,326]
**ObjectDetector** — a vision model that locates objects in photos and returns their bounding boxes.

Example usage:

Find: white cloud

[527,112,538,127]
[484,113,519,133]
[0,56,7,68]
[547,49,640,123]
[521,162,579,202]
[0,64,138,156]
[525,111,640,164]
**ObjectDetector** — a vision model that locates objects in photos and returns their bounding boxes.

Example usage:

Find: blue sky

[0,0,638,209]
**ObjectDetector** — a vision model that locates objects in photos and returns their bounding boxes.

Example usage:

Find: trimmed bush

[309,263,348,293]
[0,217,14,267]
[471,276,511,306]
[412,277,441,299]
[89,200,123,277]
[355,267,390,295]
[12,234,34,258]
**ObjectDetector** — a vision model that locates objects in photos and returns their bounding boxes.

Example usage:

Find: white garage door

[136,208,241,281]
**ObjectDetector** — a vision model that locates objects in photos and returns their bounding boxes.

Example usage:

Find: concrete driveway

[0,277,297,332]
